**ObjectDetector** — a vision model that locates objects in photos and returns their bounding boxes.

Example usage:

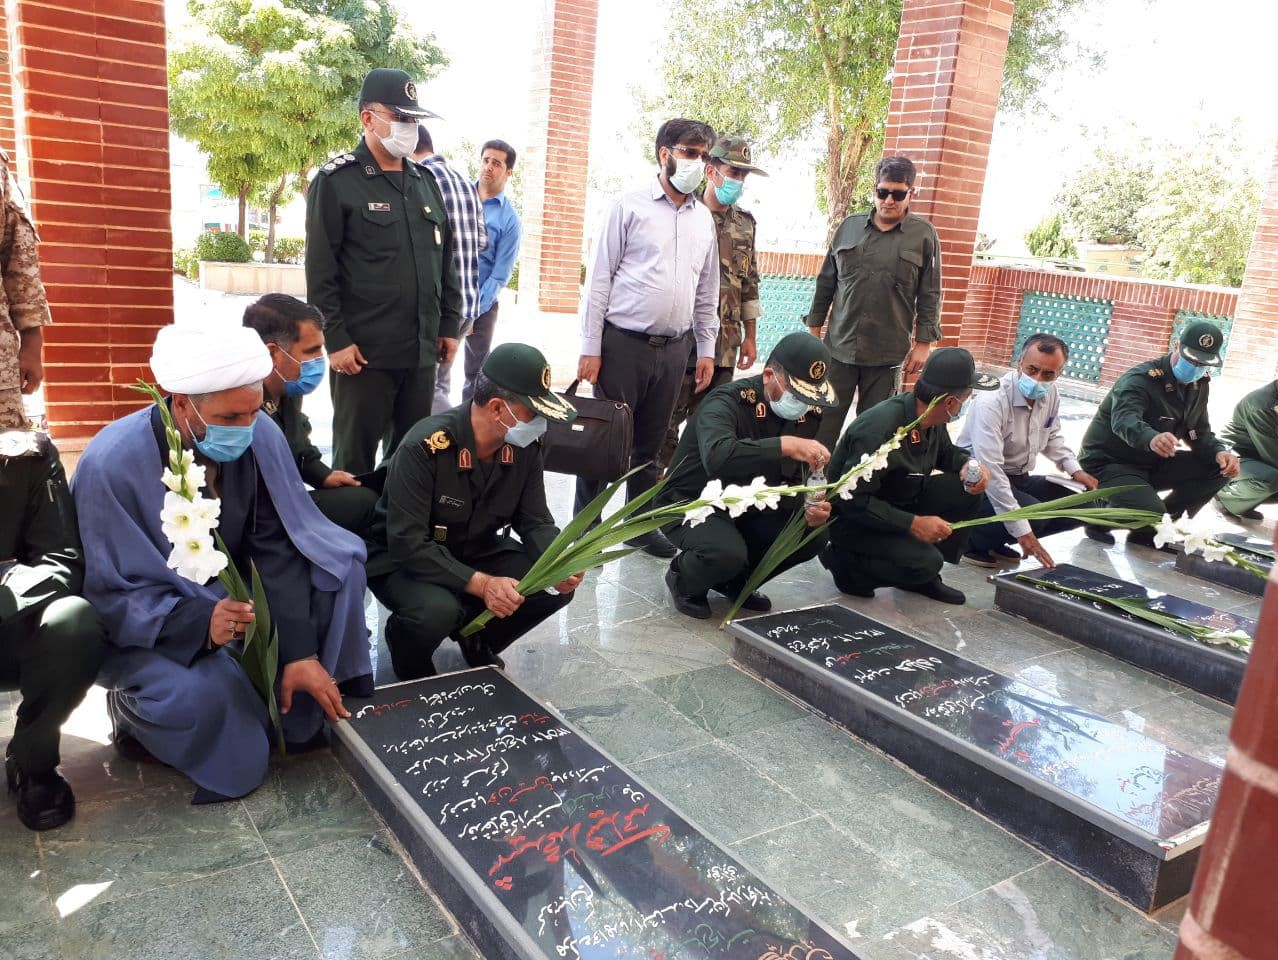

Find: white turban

[150,324,272,395]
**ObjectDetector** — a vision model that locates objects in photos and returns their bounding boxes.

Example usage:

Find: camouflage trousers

[0,326,26,429]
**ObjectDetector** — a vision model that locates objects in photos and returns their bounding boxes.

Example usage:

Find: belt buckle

[648,335,665,347]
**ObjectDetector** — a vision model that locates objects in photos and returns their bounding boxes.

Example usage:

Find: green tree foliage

[1054,143,1153,244]
[1137,126,1263,287]
[1025,213,1078,259]
[640,0,1097,233]
[169,0,446,253]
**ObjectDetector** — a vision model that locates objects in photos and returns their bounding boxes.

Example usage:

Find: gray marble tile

[56,859,316,960]
[53,738,190,807]
[558,682,712,764]
[384,937,481,960]
[722,716,920,811]
[632,742,811,844]
[277,831,453,960]
[644,664,807,738]
[584,618,729,682]
[0,919,63,960]
[1012,645,1178,715]
[1153,897,1188,935]
[907,609,1078,673]
[497,635,633,707]
[879,861,1176,959]
[39,781,268,908]
[0,830,54,935]
[242,751,382,858]
[1111,691,1232,766]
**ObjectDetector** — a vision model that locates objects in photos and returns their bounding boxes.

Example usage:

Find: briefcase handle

[564,378,582,397]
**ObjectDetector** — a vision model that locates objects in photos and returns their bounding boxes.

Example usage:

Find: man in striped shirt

[413,126,487,412]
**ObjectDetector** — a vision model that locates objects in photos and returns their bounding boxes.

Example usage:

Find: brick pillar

[9,0,173,441]
[0,3,15,159]
[1175,530,1278,958]
[520,0,597,314]
[1226,137,1278,383]
[882,0,1013,358]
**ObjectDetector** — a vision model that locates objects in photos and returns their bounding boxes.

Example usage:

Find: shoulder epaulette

[318,153,358,175]
[1147,367,1164,379]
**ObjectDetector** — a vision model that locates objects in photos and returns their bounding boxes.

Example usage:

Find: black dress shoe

[712,586,772,611]
[665,566,711,619]
[6,757,74,831]
[902,577,966,605]
[991,545,1022,562]
[458,636,506,670]
[1239,508,1265,520]
[386,619,437,680]
[819,546,875,597]
[625,530,678,559]
[1126,528,1172,552]
[284,726,330,755]
[1084,525,1115,545]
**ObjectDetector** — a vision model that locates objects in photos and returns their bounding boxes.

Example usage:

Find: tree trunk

[264,175,287,264]
[825,124,875,239]
[237,181,251,238]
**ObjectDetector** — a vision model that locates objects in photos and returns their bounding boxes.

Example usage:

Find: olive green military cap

[709,136,768,176]
[1179,320,1225,367]
[482,343,576,423]
[768,332,837,407]
[919,347,999,391]
[359,68,439,119]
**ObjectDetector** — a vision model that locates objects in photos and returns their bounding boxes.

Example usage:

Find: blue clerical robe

[72,405,371,797]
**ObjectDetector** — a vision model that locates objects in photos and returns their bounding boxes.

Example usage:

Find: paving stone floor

[2,463,1264,960]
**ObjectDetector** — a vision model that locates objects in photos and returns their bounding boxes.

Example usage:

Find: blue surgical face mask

[769,389,810,421]
[188,404,255,463]
[1172,356,1208,384]
[500,402,547,448]
[948,396,971,423]
[282,350,326,398]
[1016,371,1049,401]
[714,174,743,206]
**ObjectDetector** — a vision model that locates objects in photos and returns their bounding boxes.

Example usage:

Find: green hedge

[195,231,253,264]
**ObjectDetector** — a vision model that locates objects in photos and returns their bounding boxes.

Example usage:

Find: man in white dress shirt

[956,334,1098,568]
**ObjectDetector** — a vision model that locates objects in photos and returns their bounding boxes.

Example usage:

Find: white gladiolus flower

[161,468,186,494]
[683,502,717,527]
[166,534,228,584]
[184,461,207,493]
[697,478,726,507]
[746,476,782,511]
[1152,513,1188,549]
[720,484,753,518]
[160,491,217,542]
[1201,540,1233,563]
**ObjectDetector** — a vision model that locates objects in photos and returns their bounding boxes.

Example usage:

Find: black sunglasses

[876,187,909,201]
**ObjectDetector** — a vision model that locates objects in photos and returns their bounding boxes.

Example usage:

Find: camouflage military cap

[709,136,768,176]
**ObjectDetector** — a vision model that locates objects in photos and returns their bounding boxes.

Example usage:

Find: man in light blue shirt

[460,140,523,403]
[576,119,721,557]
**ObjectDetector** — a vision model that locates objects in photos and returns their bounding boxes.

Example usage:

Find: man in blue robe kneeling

[73,324,372,803]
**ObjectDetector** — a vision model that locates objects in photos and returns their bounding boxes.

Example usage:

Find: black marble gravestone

[333,668,863,960]
[992,563,1252,703]
[1174,532,1272,597]
[728,603,1222,911]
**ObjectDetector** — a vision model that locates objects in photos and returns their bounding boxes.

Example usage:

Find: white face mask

[668,156,705,194]
[377,119,419,159]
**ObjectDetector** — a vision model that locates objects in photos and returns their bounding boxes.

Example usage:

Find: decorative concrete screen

[1170,310,1234,377]
[756,275,817,360]
[1015,291,1113,383]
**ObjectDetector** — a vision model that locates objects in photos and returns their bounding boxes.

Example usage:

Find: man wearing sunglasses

[306,68,463,476]
[806,156,941,451]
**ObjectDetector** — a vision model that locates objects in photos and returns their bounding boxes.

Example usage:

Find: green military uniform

[824,393,979,591]
[262,397,377,535]
[806,209,942,450]
[659,333,838,616]
[661,136,766,470]
[1078,353,1228,524]
[305,71,462,475]
[365,345,577,679]
[0,430,105,826]
[1218,380,1278,517]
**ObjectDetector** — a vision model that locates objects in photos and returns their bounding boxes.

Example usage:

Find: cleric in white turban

[71,323,372,803]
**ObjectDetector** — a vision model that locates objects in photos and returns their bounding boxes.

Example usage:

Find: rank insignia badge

[426,430,451,453]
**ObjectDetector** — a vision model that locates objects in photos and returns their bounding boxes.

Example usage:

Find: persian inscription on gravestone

[1020,563,1256,639]
[346,671,859,960]
[753,606,1223,841]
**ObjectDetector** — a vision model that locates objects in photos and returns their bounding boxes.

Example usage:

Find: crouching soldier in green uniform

[244,294,378,535]
[1,431,106,830]
[1214,380,1278,520]
[364,344,584,679]
[1079,321,1239,546]
[658,332,837,619]
[821,348,997,606]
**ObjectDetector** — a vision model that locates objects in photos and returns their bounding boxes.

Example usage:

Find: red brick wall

[520,0,597,314]
[0,4,15,159]
[756,250,824,277]
[968,264,1239,386]
[1229,138,1278,382]
[882,0,1014,351]
[10,0,173,440]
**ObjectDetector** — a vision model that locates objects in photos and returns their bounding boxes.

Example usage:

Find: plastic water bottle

[806,466,826,506]
[962,458,982,493]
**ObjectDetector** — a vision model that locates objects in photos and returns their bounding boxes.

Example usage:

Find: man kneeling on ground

[73,324,372,804]
[658,332,836,619]
[365,344,584,678]
[821,347,997,605]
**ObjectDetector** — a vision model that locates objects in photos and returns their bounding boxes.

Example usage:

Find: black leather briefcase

[543,379,634,483]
